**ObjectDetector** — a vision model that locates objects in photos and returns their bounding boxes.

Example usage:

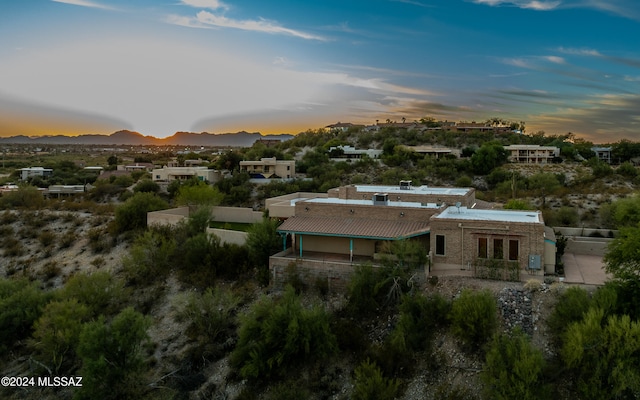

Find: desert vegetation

[1,127,640,399]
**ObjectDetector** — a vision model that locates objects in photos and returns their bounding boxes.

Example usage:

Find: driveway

[562,252,611,285]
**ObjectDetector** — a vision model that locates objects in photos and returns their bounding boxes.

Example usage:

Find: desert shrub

[482,329,550,400]
[60,271,127,318]
[132,179,159,193]
[123,230,176,285]
[449,289,497,350]
[245,217,282,284]
[351,359,399,400]
[59,230,78,249]
[86,227,111,253]
[0,210,18,224]
[231,285,337,379]
[177,232,219,288]
[76,307,151,400]
[504,199,533,210]
[266,381,311,400]
[562,308,640,400]
[2,237,25,257]
[41,260,61,280]
[114,192,168,233]
[173,286,240,344]
[38,230,56,248]
[547,286,591,344]
[523,279,542,292]
[0,278,51,354]
[30,299,90,374]
[0,185,44,209]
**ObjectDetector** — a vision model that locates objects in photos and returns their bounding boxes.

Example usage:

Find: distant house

[403,145,459,158]
[328,145,383,160]
[504,145,560,164]
[151,166,222,183]
[123,163,154,172]
[325,122,364,133]
[20,167,53,181]
[239,157,295,179]
[591,147,612,164]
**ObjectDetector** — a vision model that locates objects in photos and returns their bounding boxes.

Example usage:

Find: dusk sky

[1,0,639,142]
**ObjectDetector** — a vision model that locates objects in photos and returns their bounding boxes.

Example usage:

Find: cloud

[192,11,326,40]
[180,0,228,10]
[544,56,566,64]
[557,47,603,57]
[471,0,561,11]
[390,0,435,7]
[51,0,115,11]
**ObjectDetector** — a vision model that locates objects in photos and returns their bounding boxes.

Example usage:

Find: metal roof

[277,216,430,240]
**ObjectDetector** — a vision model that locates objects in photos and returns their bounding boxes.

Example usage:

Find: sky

[1,0,639,142]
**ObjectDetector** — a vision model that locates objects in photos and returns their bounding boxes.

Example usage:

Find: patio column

[281,233,287,252]
[350,238,353,262]
[299,235,303,258]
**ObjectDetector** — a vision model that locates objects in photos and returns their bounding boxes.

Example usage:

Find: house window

[493,239,503,259]
[478,237,487,258]
[435,235,445,256]
[287,165,290,170]
[509,239,519,261]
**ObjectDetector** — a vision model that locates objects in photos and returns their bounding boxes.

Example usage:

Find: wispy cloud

[167,10,326,40]
[471,0,561,11]
[472,0,640,20]
[179,0,228,10]
[557,47,603,57]
[544,55,566,64]
[51,0,115,11]
[390,0,435,7]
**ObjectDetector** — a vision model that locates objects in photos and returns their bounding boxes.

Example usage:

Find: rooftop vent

[373,193,389,206]
[399,180,412,190]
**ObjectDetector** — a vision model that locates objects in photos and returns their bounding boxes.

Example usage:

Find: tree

[449,289,497,350]
[0,278,51,354]
[604,224,640,282]
[176,182,223,212]
[482,329,549,400]
[114,192,168,233]
[352,359,399,400]
[547,286,591,343]
[246,217,281,284]
[132,179,159,194]
[30,299,90,374]
[471,143,508,175]
[231,285,337,379]
[562,308,640,400]
[123,230,176,284]
[60,271,127,317]
[527,172,561,207]
[0,185,45,209]
[76,307,151,400]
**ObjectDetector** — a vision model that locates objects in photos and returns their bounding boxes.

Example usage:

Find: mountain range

[0,130,294,147]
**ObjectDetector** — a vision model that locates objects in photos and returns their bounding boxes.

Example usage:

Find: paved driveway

[562,253,611,285]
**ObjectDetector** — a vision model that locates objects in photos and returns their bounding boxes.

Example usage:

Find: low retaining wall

[554,227,617,238]
[147,207,189,226]
[565,237,611,256]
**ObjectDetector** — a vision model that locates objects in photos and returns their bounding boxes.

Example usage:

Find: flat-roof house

[328,145,383,160]
[592,147,612,164]
[504,145,560,164]
[239,157,295,179]
[268,182,555,291]
[20,167,53,181]
[327,182,476,208]
[429,206,555,278]
[151,166,222,183]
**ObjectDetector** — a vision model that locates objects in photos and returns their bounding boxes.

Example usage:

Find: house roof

[277,216,430,240]
[434,206,542,223]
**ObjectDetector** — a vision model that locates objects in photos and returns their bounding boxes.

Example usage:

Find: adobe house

[429,206,555,279]
[268,182,556,291]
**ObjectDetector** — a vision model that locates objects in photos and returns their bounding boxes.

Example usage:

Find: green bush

[60,271,127,317]
[449,289,497,350]
[351,359,399,400]
[76,307,151,400]
[30,299,90,374]
[0,278,51,354]
[114,192,168,233]
[173,286,240,344]
[482,329,550,400]
[231,285,337,379]
[547,286,591,344]
[123,230,176,285]
[562,308,640,400]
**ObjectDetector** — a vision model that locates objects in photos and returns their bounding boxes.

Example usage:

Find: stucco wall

[147,207,189,226]
[211,206,263,224]
[295,235,376,257]
[207,228,248,246]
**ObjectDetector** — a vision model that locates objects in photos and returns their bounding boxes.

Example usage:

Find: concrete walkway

[562,253,611,285]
